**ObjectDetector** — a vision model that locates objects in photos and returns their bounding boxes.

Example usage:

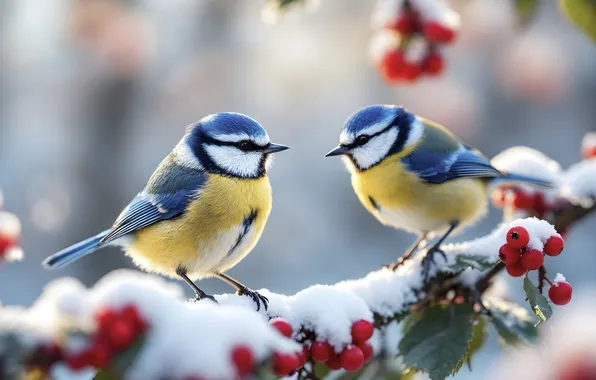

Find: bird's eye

[356,135,370,145]
[238,141,252,151]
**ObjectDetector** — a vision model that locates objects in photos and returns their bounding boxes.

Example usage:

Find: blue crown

[190,112,268,140]
[344,105,411,134]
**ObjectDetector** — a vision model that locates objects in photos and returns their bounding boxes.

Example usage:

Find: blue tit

[325,104,551,277]
[43,112,289,310]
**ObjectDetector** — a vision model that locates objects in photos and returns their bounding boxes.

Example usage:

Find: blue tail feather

[494,173,553,188]
[43,229,111,269]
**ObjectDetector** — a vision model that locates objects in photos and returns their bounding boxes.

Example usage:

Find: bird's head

[325,104,423,171]
[173,112,289,178]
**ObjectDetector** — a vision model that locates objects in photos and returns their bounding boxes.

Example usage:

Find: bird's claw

[192,291,218,304]
[237,287,269,312]
[421,246,447,280]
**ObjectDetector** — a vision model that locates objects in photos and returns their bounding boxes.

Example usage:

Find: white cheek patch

[350,128,398,170]
[406,117,425,147]
[212,132,270,147]
[172,137,203,170]
[205,145,262,177]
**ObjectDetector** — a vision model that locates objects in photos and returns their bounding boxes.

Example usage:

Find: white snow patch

[0,211,21,240]
[560,160,596,206]
[553,273,566,284]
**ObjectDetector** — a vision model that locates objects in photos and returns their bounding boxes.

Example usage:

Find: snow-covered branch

[1,140,595,380]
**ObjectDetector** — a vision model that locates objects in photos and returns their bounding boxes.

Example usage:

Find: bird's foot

[237,287,269,312]
[421,246,447,281]
[192,290,218,304]
[385,254,414,271]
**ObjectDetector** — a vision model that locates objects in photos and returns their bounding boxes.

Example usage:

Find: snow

[560,160,596,205]
[553,273,566,284]
[368,29,400,65]
[491,146,562,188]
[3,247,24,262]
[411,0,461,29]
[0,216,569,378]
[581,131,596,152]
[0,211,21,240]
[371,0,405,29]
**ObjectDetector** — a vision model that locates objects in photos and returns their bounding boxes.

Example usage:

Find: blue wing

[101,158,208,244]
[401,145,501,184]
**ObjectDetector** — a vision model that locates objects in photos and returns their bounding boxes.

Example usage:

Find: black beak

[325,145,348,157]
[263,143,289,154]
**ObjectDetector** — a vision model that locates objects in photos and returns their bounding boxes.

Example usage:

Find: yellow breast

[351,155,488,234]
[128,175,272,278]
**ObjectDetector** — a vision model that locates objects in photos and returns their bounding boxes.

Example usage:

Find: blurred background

[0,0,595,378]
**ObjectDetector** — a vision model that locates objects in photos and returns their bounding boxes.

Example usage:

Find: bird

[43,112,289,311]
[325,104,551,277]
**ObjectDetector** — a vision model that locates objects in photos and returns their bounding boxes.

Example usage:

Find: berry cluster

[499,226,572,305]
[371,0,459,84]
[0,190,22,262]
[270,318,374,374]
[66,304,149,371]
[492,187,558,220]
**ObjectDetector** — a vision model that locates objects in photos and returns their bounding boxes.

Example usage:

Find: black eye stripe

[343,124,395,149]
[199,134,266,151]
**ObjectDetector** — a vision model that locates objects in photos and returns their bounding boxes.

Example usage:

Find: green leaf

[514,0,539,26]
[444,254,496,273]
[523,276,553,325]
[465,316,487,371]
[314,362,331,378]
[398,304,475,380]
[485,298,538,345]
[560,0,596,42]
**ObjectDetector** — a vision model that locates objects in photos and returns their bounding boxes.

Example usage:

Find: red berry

[403,62,423,81]
[549,281,573,305]
[0,234,15,256]
[107,319,134,351]
[422,52,444,75]
[388,13,415,34]
[511,191,535,210]
[96,308,118,333]
[231,345,254,377]
[498,244,521,265]
[583,145,596,160]
[506,226,530,249]
[66,352,88,371]
[269,318,293,338]
[532,192,547,215]
[506,261,527,277]
[121,304,149,334]
[326,352,342,370]
[520,249,544,271]
[380,50,407,82]
[86,342,111,368]
[424,22,456,43]
[273,352,300,377]
[351,320,374,344]
[297,345,309,367]
[340,346,365,372]
[357,341,374,362]
[544,235,564,256]
[310,341,332,363]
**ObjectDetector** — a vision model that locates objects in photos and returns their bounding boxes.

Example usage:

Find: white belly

[374,206,447,236]
[186,221,260,278]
